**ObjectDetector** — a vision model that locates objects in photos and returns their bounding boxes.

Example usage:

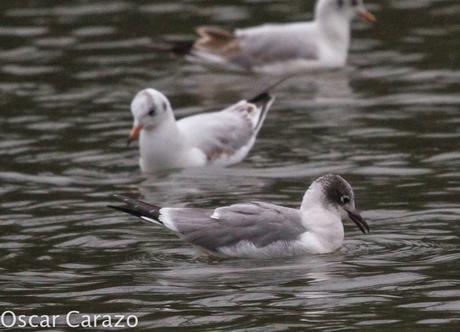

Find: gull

[127,88,274,173]
[108,174,370,258]
[152,0,376,73]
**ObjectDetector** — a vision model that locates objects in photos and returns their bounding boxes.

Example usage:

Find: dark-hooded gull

[109,174,370,258]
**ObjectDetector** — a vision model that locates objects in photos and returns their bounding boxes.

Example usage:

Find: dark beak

[344,207,370,234]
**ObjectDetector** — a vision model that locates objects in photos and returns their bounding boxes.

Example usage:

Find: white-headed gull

[109,174,370,258]
[152,0,376,73]
[127,88,274,173]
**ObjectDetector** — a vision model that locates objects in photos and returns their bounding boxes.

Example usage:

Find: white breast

[139,125,207,173]
[299,207,345,254]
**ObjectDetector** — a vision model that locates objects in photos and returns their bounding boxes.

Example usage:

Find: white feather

[158,208,179,232]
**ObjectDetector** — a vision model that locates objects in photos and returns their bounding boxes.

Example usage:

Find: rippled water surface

[1,0,460,331]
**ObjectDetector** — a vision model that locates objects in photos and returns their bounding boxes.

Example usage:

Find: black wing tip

[107,204,143,218]
[248,92,274,106]
[150,40,195,56]
[247,75,293,106]
[108,203,164,226]
[109,194,162,220]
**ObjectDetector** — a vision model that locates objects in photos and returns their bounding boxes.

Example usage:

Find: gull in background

[152,0,376,73]
[127,88,274,173]
[109,174,370,258]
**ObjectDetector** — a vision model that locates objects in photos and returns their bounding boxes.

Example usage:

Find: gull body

[153,0,376,73]
[109,174,370,258]
[128,89,274,173]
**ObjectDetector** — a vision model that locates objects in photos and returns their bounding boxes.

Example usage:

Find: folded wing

[193,24,319,69]
[177,93,274,165]
[109,196,307,256]
[165,202,306,253]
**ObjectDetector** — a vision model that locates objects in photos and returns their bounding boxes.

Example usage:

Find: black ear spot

[341,195,351,205]
[162,101,168,110]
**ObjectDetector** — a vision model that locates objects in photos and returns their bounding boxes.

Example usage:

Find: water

[1,0,459,330]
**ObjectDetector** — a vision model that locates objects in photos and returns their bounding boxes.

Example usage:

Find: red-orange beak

[358,10,376,23]
[127,125,143,147]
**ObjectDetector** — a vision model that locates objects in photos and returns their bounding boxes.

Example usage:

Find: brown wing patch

[237,104,257,123]
[244,104,257,114]
[206,147,235,161]
[195,26,241,57]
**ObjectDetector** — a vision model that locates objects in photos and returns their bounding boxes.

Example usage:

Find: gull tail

[247,75,292,134]
[248,92,275,135]
[108,194,163,226]
[248,91,274,107]
[149,39,195,57]
[247,74,293,103]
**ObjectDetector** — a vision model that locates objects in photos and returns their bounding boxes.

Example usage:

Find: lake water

[1,0,459,331]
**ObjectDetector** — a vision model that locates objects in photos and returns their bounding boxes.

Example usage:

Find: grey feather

[230,25,319,68]
[167,202,306,252]
[177,99,271,161]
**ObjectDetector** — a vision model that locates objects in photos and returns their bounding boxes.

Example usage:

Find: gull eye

[148,109,156,116]
[341,195,351,205]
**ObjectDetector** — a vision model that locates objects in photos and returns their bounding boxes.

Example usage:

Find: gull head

[128,89,173,145]
[315,0,376,23]
[303,174,370,234]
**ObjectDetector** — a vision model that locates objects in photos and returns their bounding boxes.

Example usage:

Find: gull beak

[127,125,143,147]
[358,9,376,23]
[344,207,370,234]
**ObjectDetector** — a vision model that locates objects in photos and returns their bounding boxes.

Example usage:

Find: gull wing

[177,92,274,165]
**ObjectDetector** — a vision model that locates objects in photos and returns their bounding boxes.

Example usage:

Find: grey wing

[177,104,255,162]
[166,202,306,252]
[232,25,319,68]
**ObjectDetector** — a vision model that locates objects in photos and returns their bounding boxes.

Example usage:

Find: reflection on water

[0,0,459,331]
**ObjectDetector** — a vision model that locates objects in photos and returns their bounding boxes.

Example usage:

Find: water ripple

[0,0,459,331]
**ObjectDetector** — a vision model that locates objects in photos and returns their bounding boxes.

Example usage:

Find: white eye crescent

[341,195,351,204]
